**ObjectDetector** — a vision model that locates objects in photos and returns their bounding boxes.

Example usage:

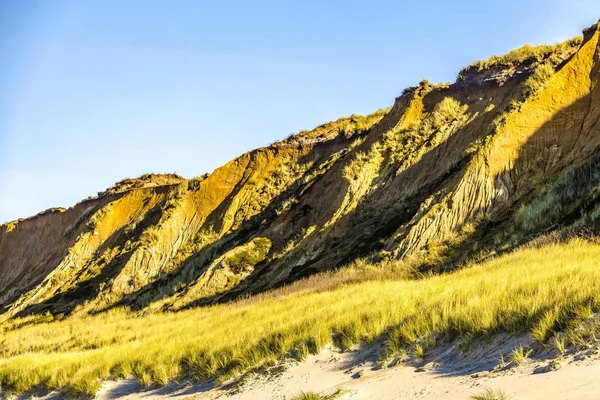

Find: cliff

[2,23,600,318]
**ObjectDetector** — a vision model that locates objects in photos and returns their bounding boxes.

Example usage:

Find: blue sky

[1,0,600,223]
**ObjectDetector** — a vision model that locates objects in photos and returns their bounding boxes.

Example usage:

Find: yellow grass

[1,239,600,395]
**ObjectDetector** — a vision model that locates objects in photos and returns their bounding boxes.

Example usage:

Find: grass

[430,97,467,127]
[409,96,468,141]
[291,389,345,400]
[383,96,468,166]
[554,335,567,355]
[471,388,508,400]
[414,344,425,359]
[459,37,581,76]
[522,62,555,98]
[509,345,532,366]
[516,153,600,233]
[226,237,272,273]
[285,109,388,143]
[1,239,600,395]
[292,393,327,400]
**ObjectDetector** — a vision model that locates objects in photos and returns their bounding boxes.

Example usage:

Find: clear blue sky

[1,0,600,223]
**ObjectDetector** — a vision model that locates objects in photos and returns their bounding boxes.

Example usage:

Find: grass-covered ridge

[2,239,600,396]
[459,37,582,75]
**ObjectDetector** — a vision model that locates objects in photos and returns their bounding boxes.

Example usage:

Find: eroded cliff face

[3,23,600,317]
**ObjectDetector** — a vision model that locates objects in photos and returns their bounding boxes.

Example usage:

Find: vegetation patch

[521,62,555,98]
[283,109,387,144]
[1,240,600,395]
[516,153,600,233]
[225,237,272,273]
[384,96,468,167]
[291,389,346,400]
[471,388,508,400]
[459,37,581,76]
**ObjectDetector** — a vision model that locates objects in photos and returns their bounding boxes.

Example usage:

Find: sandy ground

[90,336,600,400]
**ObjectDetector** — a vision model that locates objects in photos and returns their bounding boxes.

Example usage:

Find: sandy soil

[91,336,600,400]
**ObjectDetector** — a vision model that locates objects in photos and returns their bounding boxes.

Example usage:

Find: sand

[93,336,600,400]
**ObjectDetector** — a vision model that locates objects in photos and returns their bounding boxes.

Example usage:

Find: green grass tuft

[471,388,508,400]
[292,392,327,400]
[291,389,346,400]
[510,345,532,366]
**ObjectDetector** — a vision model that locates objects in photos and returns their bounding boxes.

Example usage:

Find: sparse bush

[342,146,383,182]
[459,37,581,76]
[522,62,555,98]
[476,44,555,70]
[417,97,468,138]
[284,109,387,144]
[430,97,467,127]
[226,237,272,273]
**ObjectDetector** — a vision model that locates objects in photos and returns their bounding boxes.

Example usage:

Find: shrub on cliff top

[459,37,581,77]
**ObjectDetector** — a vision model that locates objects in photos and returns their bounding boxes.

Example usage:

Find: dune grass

[291,389,345,400]
[1,239,600,396]
[509,345,532,366]
[471,388,508,400]
[292,393,326,400]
